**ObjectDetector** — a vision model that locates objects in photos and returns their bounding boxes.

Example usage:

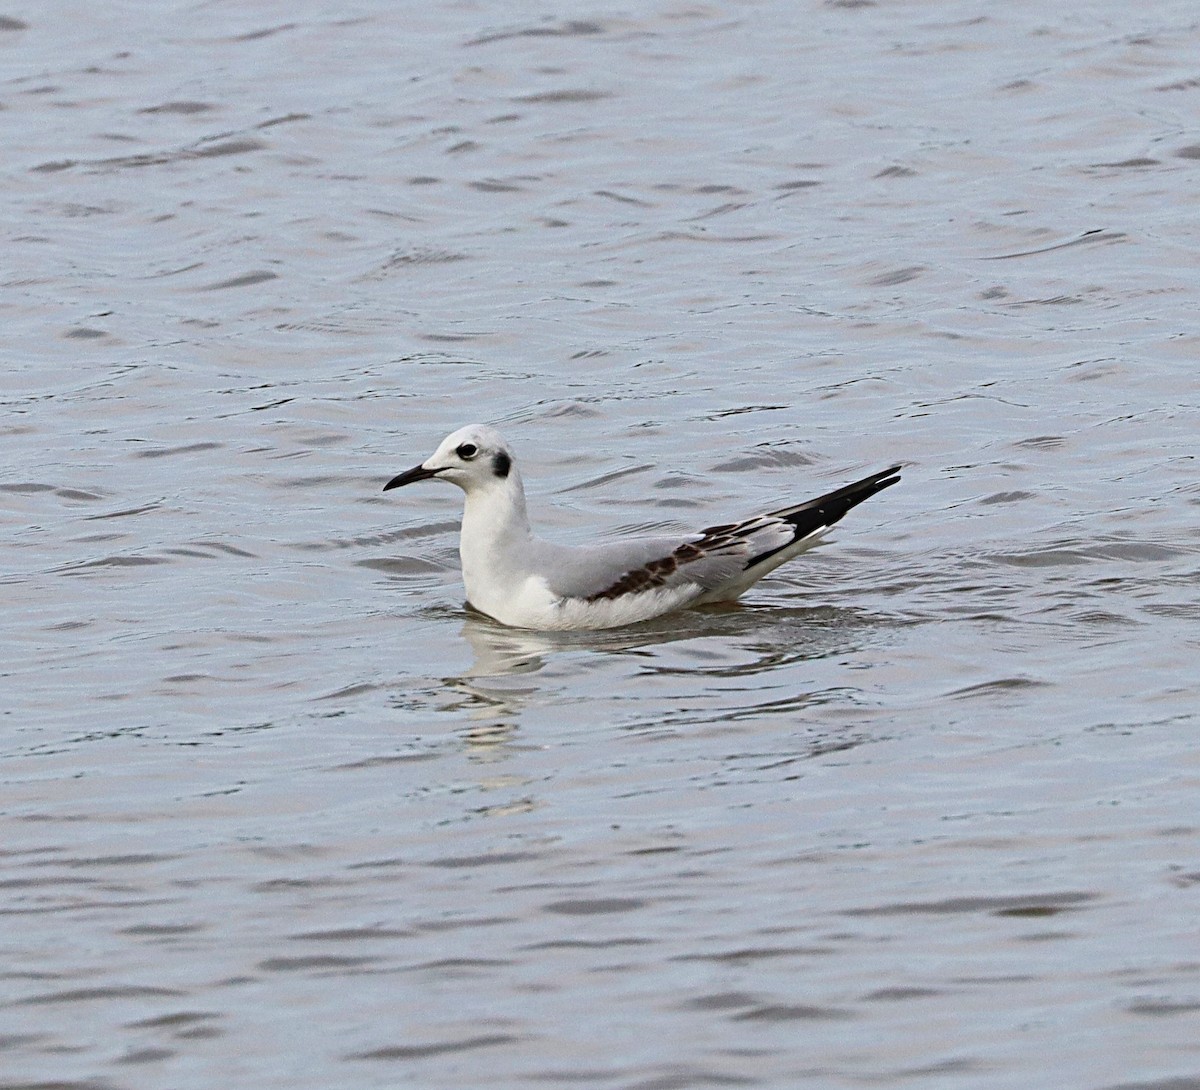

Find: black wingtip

[744,465,901,569]
[872,466,902,493]
[771,465,902,521]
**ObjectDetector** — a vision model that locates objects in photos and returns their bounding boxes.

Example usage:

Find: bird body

[384,425,899,631]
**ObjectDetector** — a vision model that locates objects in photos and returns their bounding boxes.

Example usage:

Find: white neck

[459,467,534,608]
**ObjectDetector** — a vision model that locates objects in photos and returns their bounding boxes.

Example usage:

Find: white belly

[468,574,701,631]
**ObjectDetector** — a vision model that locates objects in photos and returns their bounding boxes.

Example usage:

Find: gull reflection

[443,610,719,723]
[454,601,892,682]
[455,608,732,679]
[439,604,899,774]
[458,614,560,678]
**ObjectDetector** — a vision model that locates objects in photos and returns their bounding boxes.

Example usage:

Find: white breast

[472,576,702,631]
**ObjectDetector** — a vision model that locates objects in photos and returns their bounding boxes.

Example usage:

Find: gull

[384,424,900,631]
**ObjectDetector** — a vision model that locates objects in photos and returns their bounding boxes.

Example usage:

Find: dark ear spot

[492,450,511,479]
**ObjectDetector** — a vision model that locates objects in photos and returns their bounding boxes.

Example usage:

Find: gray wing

[541,465,902,602]
[538,519,794,601]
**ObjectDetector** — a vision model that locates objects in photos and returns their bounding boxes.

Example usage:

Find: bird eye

[456,442,478,460]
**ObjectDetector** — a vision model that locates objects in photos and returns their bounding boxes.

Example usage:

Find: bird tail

[745,465,902,570]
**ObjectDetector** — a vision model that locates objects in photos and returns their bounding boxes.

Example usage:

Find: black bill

[383,464,441,491]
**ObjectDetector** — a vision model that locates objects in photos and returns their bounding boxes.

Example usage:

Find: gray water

[3,2,1199,1087]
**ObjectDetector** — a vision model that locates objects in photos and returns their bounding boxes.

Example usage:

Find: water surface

[3,2,1199,1088]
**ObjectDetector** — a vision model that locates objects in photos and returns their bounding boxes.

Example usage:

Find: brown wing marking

[581,467,901,603]
[583,539,711,602]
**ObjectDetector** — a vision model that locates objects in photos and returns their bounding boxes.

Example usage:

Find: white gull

[383,424,900,631]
